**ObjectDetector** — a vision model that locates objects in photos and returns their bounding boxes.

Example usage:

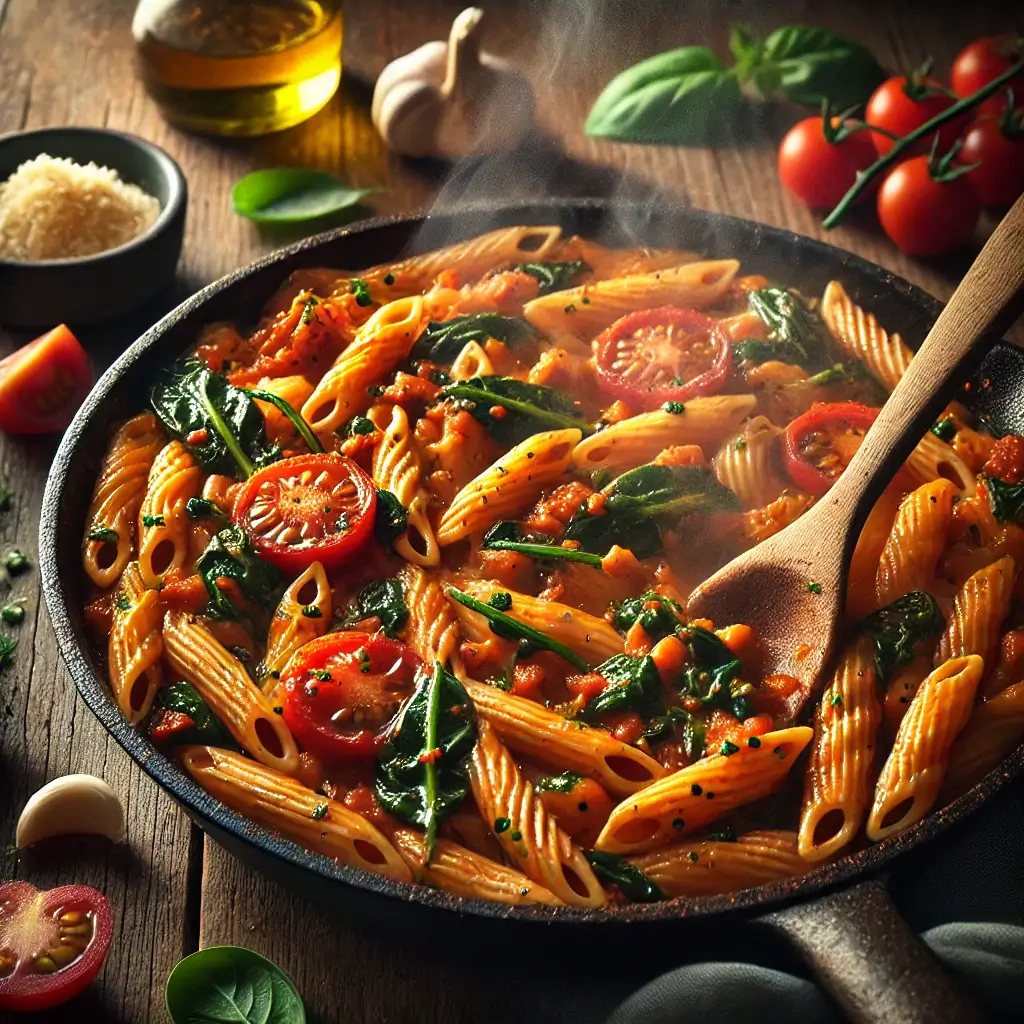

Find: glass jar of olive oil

[133,1,342,136]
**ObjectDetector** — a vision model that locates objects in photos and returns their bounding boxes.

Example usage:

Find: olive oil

[133,0,343,136]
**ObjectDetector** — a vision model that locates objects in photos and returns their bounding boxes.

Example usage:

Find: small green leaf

[232,169,375,225]
[860,591,945,682]
[165,945,305,1024]
[339,579,409,639]
[583,851,666,902]
[985,476,1024,524]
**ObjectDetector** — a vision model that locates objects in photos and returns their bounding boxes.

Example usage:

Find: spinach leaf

[374,488,409,546]
[481,536,603,568]
[511,261,588,295]
[340,579,409,639]
[196,526,283,621]
[438,376,593,444]
[861,591,945,681]
[445,587,590,670]
[151,361,279,478]
[411,313,532,364]
[374,663,477,859]
[564,464,739,558]
[745,287,826,367]
[581,653,665,723]
[986,476,1024,524]
[678,624,747,717]
[583,851,667,903]
[231,166,374,225]
[534,771,585,794]
[243,388,324,454]
[642,706,691,743]
[611,592,683,640]
[585,47,746,146]
[155,681,235,748]
[165,945,305,1024]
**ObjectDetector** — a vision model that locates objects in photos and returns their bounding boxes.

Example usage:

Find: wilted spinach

[678,624,749,719]
[374,488,409,546]
[583,851,667,902]
[860,591,945,681]
[511,261,588,295]
[411,313,532,364]
[339,579,409,639]
[612,592,684,640]
[580,653,665,723]
[154,681,235,748]
[740,287,827,367]
[243,387,324,454]
[986,476,1024,525]
[195,525,282,621]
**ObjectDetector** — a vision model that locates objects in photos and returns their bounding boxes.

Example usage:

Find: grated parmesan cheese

[0,154,161,262]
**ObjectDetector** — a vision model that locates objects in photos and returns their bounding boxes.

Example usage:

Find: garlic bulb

[371,7,534,160]
[17,774,126,848]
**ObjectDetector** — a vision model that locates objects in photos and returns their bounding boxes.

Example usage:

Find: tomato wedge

[0,325,93,434]
[281,632,422,762]
[783,402,879,496]
[232,453,377,573]
[0,881,112,1012]
[593,307,732,411]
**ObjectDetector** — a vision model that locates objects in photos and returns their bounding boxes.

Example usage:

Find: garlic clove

[16,774,126,848]
[370,40,447,128]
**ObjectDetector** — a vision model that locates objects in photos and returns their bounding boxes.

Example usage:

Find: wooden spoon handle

[829,194,1024,531]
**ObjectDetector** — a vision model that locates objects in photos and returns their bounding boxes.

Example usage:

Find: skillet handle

[760,879,989,1024]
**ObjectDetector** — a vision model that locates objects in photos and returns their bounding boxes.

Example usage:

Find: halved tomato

[593,307,732,411]
[0,325,93,434]
[783,402,880,496]
[280,632,422,762]
[231,453,377,573]
[0,881,113,1012]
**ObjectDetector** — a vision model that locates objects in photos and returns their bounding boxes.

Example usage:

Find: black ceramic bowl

[0,126,187,328]
[39,199,1024,936]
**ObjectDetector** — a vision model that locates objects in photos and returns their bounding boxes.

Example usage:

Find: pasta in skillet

[80,227,1024,906]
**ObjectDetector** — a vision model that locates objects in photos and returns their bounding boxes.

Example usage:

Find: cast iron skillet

[40,199,1023,1023]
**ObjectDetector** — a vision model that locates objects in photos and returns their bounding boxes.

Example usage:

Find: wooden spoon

[687,195,1024,715]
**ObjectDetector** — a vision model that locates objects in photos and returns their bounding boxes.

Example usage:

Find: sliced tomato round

[0,881,112,1012]
[231,453,377,573]
[593,307,732,411]
[783,402,880,496]
[281,632,422,762]
[0,325,93,435]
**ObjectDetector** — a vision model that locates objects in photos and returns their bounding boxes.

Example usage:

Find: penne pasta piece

[455,580,623,664]
[392,828,563,906]
[82,413,165,588]
[523,260,740,337]
[573,395,757,473]
[935,556,1015,669]
[595,727,813,855]
[108,562,163,723]
[399,564,463,673]
[820,280,913,393]
[261,562,332,691]
[462,679,664,796]
[557,237,699,280]
[904,432,977,496]
[631,830,810,896]
[883,655,932,736]
[163,610,300,774]
[437,428,580,545]
[137,440,204,588]
[469,721,606,907]
[369,404,440,566]
[876,479,958,607]
[449,340,495,380]
[713,415,788,510]
[798,639,882,861]
[867,655,983,841]
[302,296,425,437]
[179,745,411,882]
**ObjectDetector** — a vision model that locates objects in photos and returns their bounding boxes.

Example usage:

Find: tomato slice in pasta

[231,453,377,573]
[280,632,422,762]
[593,307,732,411]
[782,401,880,496]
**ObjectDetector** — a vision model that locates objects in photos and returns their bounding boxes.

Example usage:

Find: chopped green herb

[1,603,25,626]
[4,550,29,576]
[311,803,329,820]
[301,605,323,619]
[662,401,685,414]
[383,272,395,285]
[185,497,226,521]
[564,304,577,314]
[931,418,957,442]
[488,591,513,612]
[142,514,165,528]
[311,669,332,681]
[747,736,761,748]
[583,850,666,902]
[0,634,16,669]
[114,594,131,612]
[672,817,685,829]
[773,745,785,759]
[494,816,511,833]
[720,739,740,756]
[690,784,703,796]
[807,581,822,594]
[350,278,373,306]
[734,439,747,451]
[510,830,523,842]
[831,693,843,707]
[535,771,584,794]
[87,524,119,544]
[687,851,700,862]
[709,825,737,842]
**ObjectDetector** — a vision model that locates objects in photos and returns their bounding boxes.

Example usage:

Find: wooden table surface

[1,1,1021,1021]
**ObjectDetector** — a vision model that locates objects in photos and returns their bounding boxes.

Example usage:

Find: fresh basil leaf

[611,591,684,640]
[986,476,1024,524]
[758,26,886,109]
[196,526,283,621]
[583,851,667,903]
[534,771,585,794]
[151,361,280,478]
[411,314,533,364]
[154,681,235,749]
[585,47,746,145]
[860,591,945,682]
[340,579,409,639]
[374,488,409,546]
[231,168,375,225]
[375,662,477,859]
[439,376,593,443]
[564,464,739,558]
[581,653,665,722]
[165,945,305,1024]
[510,261,588,295]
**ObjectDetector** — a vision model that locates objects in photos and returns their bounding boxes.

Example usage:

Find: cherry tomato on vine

[777,116,879,208]
[782,402,880,496]
[951,36,1024,114]
[959,112,1024,205]
[877,155,981,256]
[231,453,377,573]
[0,881,113,1012]
[865,75,967,155]
[593,307,732,411]
[280,632,422,762]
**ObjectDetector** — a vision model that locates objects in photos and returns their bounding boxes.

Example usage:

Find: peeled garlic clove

[17,774,126,848]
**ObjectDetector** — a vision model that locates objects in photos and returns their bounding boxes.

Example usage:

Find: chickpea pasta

[79,228,1024,907]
